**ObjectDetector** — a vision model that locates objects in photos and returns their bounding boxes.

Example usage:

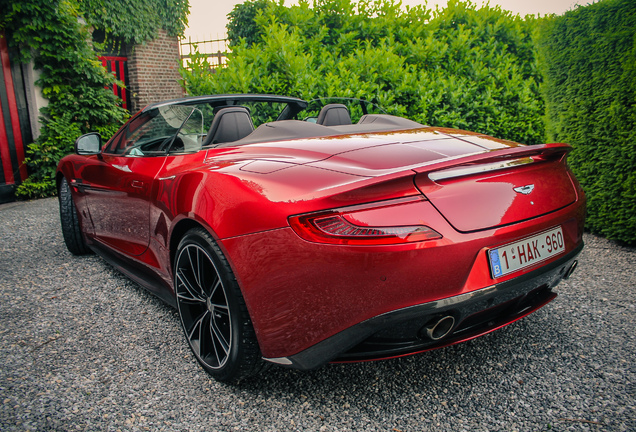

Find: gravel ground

[0,197,634,432]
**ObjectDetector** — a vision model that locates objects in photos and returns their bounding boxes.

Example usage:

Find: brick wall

[127,29,184,112]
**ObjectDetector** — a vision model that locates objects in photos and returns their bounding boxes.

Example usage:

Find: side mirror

[75,133,102,155]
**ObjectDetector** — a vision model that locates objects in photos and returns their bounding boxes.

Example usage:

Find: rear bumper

[265,243,583,370]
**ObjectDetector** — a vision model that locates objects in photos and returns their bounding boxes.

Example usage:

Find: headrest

[203,106,254,146]
[316,104,352,126]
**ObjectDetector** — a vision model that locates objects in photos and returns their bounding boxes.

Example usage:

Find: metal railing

[179,36,229,70]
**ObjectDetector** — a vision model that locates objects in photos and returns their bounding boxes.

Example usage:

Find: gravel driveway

[1,197,634,431]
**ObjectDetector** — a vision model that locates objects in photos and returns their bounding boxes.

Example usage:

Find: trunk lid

[414,144,578,232]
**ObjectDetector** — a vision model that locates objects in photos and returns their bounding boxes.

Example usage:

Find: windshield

[107,105,198,155]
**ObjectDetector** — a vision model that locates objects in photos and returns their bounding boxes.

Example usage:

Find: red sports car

[57,95,585,382]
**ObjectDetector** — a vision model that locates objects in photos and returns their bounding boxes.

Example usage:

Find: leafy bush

[19,116,82,199]
[182,0,545,144]
[537,0,636,244]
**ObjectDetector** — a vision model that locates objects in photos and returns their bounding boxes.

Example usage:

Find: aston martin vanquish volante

[57,95,585,382]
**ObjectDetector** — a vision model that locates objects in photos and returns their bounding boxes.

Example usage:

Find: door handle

[131,180,144,189]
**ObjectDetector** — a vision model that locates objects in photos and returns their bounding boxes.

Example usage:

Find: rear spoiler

[413,143,572,182]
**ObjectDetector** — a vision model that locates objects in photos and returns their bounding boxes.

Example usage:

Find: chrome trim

[429,157,534,182]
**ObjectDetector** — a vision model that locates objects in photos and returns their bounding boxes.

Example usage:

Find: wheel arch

[167,217,257,328]
[169,218,208,274]
[168,217,237,278]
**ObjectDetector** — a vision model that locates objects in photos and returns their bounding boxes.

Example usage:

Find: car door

[80,105,197,256]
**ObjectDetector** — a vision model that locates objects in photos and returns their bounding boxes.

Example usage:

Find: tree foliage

[226,0,270,47]
[537,0,636,244]
[184,0,544,145]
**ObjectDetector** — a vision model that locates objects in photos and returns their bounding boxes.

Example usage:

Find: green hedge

[183,0,545,144]
[537,0,636,244]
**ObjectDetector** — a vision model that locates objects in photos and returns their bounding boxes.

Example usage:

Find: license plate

[488,226,565,278]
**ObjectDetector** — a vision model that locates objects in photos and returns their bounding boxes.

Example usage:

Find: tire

[59,177,92,255]
[174,228,265,383]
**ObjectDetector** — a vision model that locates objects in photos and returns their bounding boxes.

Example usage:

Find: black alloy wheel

[174,228,264,382]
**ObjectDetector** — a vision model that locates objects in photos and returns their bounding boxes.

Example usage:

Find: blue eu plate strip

[489,249,502,278]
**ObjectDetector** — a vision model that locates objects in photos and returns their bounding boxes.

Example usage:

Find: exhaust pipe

[423,315,455,341]
[564,260,578,280]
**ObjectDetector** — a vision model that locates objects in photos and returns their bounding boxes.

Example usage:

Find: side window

[105,106,195,156]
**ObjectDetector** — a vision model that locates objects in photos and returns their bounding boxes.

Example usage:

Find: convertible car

[57,94,585,382]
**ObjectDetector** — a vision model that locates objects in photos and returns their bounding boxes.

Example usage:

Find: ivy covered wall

[80,0,189,45]
[0,0,189,198]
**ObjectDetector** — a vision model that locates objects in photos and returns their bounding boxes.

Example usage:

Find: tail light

[288,197,442,245]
